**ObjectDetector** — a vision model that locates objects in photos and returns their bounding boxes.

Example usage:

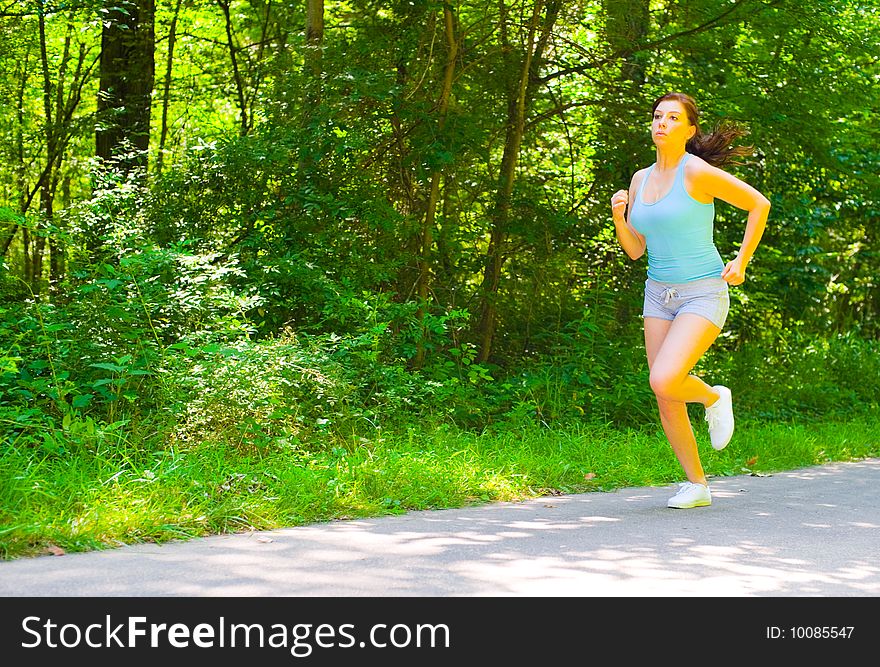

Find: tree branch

[538,0,759,84]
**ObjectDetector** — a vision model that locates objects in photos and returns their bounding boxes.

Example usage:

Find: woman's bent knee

[649,369,684,399]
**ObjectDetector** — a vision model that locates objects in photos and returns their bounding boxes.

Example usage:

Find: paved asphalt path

[1,458,878,597]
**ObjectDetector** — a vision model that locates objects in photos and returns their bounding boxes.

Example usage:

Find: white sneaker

[667,481,712,509]
[705,385,734,450]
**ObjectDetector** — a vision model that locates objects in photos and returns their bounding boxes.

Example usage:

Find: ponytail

[687,120,754,169]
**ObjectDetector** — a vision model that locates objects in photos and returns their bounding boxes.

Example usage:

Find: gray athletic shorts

[643,276,730,329]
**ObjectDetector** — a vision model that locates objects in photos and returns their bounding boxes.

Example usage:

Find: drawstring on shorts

[662,287,679,305]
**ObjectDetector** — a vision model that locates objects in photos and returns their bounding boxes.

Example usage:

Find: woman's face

[652,100,695,148]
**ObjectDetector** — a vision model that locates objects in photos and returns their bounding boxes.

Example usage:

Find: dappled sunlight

[623,494,655,502]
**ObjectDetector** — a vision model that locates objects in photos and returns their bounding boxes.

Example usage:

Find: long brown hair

[651,92,753,168]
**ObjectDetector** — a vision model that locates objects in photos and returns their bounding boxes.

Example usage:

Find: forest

[1,0,878,557]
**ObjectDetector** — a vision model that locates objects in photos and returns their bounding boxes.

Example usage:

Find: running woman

[610,92,771,509]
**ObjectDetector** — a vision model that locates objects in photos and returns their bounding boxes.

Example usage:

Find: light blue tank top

[629,153,724,283]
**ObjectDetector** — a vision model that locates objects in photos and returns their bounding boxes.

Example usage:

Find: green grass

[1,417,878,560]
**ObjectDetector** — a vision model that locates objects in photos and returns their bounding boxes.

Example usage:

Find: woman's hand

[611,189,628,222]
[722,255,748,285]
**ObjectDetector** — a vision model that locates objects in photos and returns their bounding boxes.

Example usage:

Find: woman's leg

[644,313,723,485]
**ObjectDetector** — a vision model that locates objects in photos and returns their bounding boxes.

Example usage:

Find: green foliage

[703,331,880,422]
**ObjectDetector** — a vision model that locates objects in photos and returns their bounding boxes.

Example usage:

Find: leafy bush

[701,330,880,421]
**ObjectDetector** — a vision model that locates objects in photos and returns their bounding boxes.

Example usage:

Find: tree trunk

[96,0,155,171]
[304,0,324,100]
[436,172,455,295]
[217,0,249,136]
[50,176,71,294]
[36,8,79,295]
[157,0,183,174]
[1,43,30,257]
[22,227,32,286]
[297,0,323,177]
[604,0,650,85]
[34,188,49,296]
[475,0,560,364]
[34,6,56,296]
[413,5,459,369]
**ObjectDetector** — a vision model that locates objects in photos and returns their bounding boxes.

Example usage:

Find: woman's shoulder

[629,165,651,186]
[685,152,723,175]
